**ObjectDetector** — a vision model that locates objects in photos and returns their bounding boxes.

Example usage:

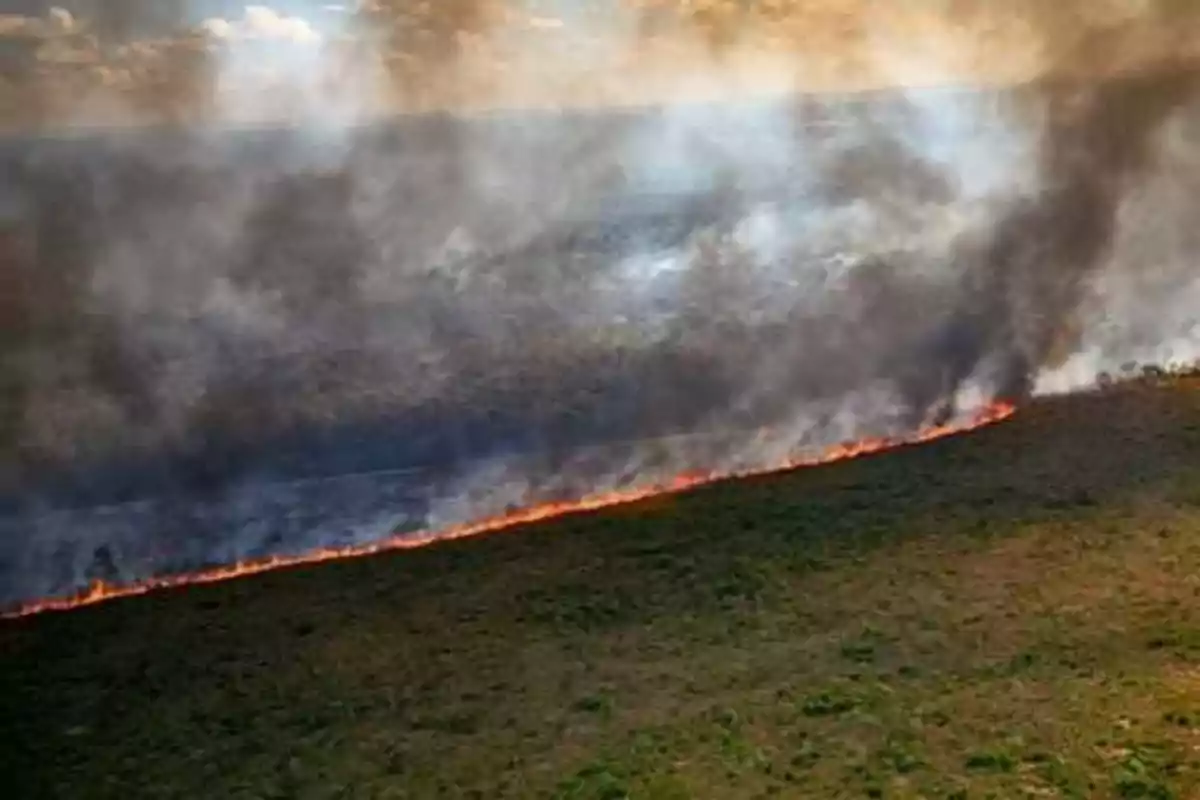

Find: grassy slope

[3,376,1200,799]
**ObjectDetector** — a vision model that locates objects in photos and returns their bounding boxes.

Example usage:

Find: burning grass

[3,374,1200,798]
[2,402,1014,620]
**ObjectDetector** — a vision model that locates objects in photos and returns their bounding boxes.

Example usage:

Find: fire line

[2,403,1016,620]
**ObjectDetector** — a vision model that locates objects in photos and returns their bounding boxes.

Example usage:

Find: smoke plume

[2,1,1200,605]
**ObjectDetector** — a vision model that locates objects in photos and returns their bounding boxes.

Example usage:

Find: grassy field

[4,375,1200,799]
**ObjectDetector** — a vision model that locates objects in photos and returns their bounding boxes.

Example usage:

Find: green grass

[4,375,1200,798]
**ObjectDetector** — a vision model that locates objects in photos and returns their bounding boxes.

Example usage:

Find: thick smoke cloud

[933,3,1200,403]
[917,67,1200,417]
[2,2,1200,605]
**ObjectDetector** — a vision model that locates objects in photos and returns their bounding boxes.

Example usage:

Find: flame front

[2,403,1016,620]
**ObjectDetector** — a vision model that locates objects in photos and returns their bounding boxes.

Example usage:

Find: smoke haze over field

[2,1,1200,604]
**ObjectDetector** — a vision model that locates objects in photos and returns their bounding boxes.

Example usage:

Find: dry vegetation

[3,373,1200,798]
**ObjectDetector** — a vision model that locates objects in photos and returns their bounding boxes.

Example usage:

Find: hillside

[3,374,1200,798]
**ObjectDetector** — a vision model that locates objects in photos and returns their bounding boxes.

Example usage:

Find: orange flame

[2,403,1016,620]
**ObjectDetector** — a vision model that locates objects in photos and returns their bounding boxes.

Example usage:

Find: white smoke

[4,2,1200,608]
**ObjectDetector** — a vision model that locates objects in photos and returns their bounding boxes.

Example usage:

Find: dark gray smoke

[919,65,1200,414]
[3,3,1200,606]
